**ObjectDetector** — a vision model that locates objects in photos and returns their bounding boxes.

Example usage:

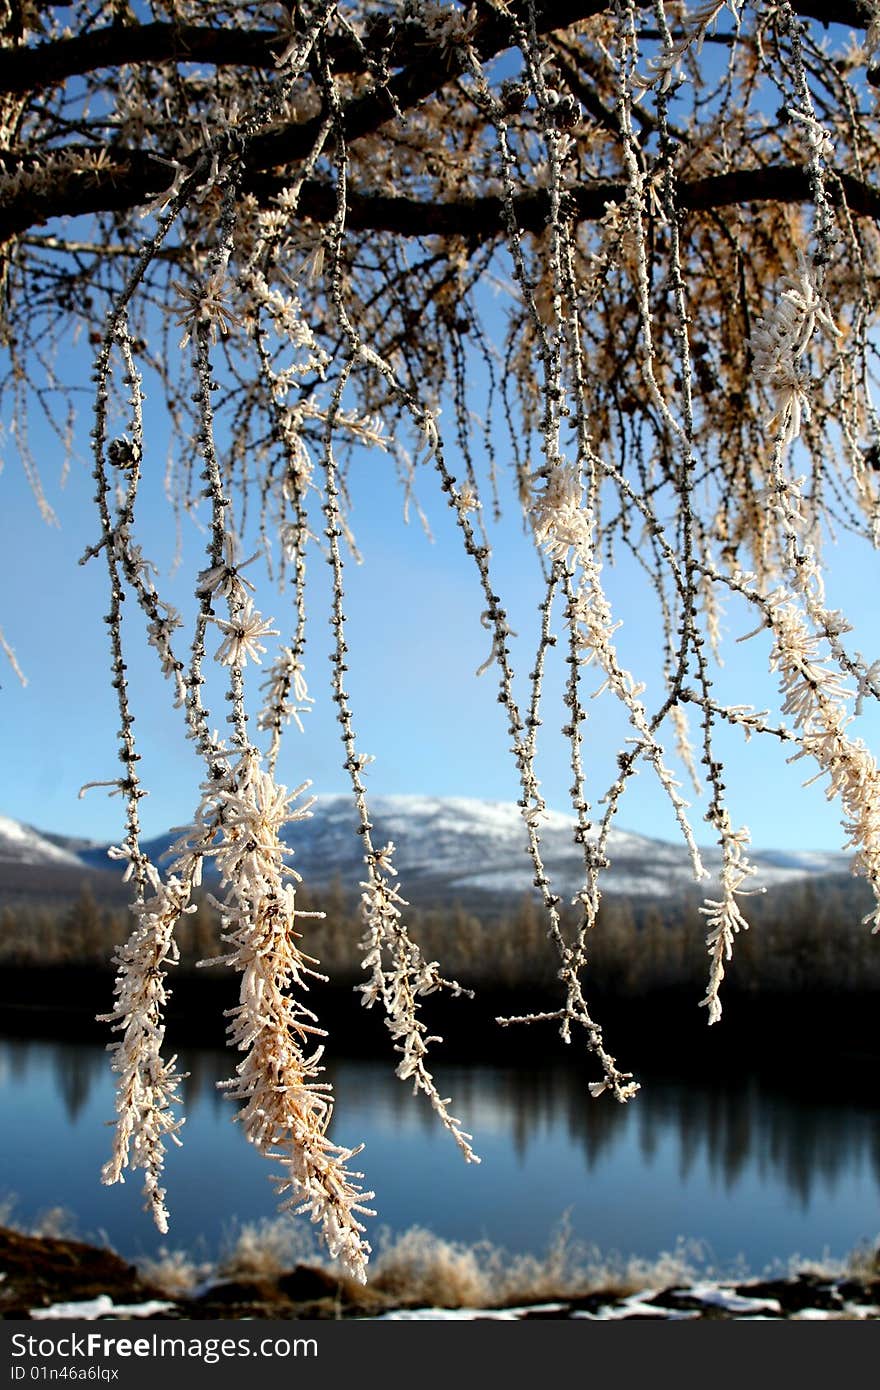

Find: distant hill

[0,817,128,909]
[0,815,91,869]
[0,796,852,911]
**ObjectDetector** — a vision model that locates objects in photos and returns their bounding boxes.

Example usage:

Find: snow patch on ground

[374,1307,522,1320]
[677,1284,783,1314]
[30,1296,175,1319]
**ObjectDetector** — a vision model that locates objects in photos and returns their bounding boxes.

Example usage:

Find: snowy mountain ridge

[0,796,852,901]
[0,815,88,869]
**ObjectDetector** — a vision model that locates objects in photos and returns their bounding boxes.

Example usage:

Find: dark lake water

[2,1033,879,1275]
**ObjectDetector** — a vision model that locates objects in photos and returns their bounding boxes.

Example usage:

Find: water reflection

[2,1034,878,1263]
[415,1063,880,1206]
[2,1037,240,1124]
[4,1037,878,1204]
[2,1038,106,1125]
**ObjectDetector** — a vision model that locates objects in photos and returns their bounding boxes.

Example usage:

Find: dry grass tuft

[134,1216,880,1314]
[366,1221,718,1310]
[217,1217,324,1281]
[138,1247,214,1296]
[136,1216,747,1311]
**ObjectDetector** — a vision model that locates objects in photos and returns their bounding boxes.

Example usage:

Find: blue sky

[3,341,880,859]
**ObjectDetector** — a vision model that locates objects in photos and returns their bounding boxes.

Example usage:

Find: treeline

[1,873,879,997]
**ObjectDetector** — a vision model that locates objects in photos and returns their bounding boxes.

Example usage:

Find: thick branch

[5,164,879,251]
[0,1,865,99]
[0,0,615,242]
[0,0,602,97]
[244,0,619,172]
[290,165,880,236]
[0,0,873,244]
[0,23,288,94]
[793,1,866,27]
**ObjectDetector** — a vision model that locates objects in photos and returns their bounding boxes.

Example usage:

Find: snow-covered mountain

[0,815,89,868]
[3,796,851,901]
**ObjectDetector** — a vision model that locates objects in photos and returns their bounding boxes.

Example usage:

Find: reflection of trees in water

[415,1065,612,1166]
[178,1048,230,1116]
[325,1059,453,1147]
[322,1061,628,1168]
[362,1062,880,1208]
[20,1040,233,1123]
[4,1038,37,1083]
[50,1043,103,1123]
[759,1097,880,1207]
[648,1075,878,1205]
[6,1038,879,1208]
[636,1081,879,1207]
[638,1082,758,1191]
[6,1040,106,1124]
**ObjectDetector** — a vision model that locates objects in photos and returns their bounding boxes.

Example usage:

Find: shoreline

[1,1225,878,1321]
